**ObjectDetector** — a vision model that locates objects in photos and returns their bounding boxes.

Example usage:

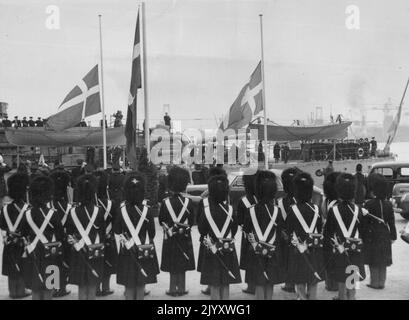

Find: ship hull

[4,127,126,147]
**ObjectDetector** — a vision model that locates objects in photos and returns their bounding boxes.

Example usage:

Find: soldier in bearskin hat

[243,170,286,300]
[0,173,31,298]
[322,171,341,292]
[197,166,228,296]
[277,167,300,293]
[197,174,241,300]
[237,170,257,295]
[20,175,65,300]
[66,174,106,300]
[159,166,195,296]
[324,173,366,300]
[114,173,159,300]
[94,169,117,297]
[286,172,324,300]
[49,170,72,298]
[362,173,396,289]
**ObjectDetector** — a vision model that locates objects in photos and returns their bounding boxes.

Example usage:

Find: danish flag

[220,62,263,130]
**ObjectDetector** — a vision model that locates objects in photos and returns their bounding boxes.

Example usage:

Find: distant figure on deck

[35,117,43,127]
[79,119,87,127]
[282,143,290,164]
[21,117,28,127]
[336,114,343,124]
[28,117,35,127]
[370,137,377,157]
[258,141,265,163]
[354,163,366,205]
[2,116,11,128]
[324,160,334,178]
[13,116,21,128]
[164,112,171,128]
[273,142,281,163]
[113,110,123,127]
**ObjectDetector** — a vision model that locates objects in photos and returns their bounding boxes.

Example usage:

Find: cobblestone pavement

[0,215,408,300]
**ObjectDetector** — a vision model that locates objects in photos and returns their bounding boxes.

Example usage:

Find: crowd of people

[0,157,399,300]
[0,116,45,128]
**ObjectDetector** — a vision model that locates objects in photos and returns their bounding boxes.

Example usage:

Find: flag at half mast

[220,62,263,131]
[46,65,100,131]
[125,10,142,168]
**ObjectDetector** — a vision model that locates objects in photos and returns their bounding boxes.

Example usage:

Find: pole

[98,14,107,169]
[259,14,268,170]
[141,2,150,157]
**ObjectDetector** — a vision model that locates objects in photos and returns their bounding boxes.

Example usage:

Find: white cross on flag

[220,62,263,130]
[47,65,101,131]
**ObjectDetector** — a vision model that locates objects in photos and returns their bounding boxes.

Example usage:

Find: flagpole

[259,14,268,169]
[98,14,107,169]
[141,2,150,157]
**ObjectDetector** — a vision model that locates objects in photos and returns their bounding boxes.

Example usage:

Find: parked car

[369,161,409,219]
[184,168,324,221]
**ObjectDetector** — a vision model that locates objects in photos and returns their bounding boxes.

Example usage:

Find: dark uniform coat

[0,202,29,278]
[243,202,286,285]
[362,199,396,267]
[237,195,257,271]
[114,202,159,287]
[197,199,241,286]
[286,202,325,284]
[52,200,72,286]
[323,201,366,283]
[97,198,118,276]
[276,196,294,271]
[66,205,106,286]
[159,194,195,273]
[20,206,64,291]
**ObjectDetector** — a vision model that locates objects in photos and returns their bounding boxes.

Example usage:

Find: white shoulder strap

[26,209,54,253]
[333,205,359,238]
[71,206,98,251]
[277,198,287,220]
[203,198,232,239]
[328,200,337,211]
[3,203,28,233]
[291,204,319,234]
[165,197,189,223]
[121,204,148,248]
[249,205,278,243]
[59,202,72,226]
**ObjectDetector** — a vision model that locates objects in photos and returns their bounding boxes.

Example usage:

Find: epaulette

[120,201,126,209]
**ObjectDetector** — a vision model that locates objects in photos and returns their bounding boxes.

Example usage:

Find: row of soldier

[1,116,44,128]
[0,163,397,300]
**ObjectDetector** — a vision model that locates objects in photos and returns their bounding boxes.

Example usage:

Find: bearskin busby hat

[293,172,314,203]
[368,173,387,200]
[335,173,355,201]
[94,169,109,198]
[281,167,301,196]
[7,173,29,202]
[123,172,145,206]
[168,166,190,193]
[208,174,229,204]
[243,169,257,197]
[207,167,227,180]
[50,170,71,201]
[30,175,54,207]
[77,174,97,205]
[255,170,277,202]
[323,171,341,201]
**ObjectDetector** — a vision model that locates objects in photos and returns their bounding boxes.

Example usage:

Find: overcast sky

[1,0,409,130]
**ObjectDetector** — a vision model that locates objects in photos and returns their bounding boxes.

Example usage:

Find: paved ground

[0,215,408,300]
